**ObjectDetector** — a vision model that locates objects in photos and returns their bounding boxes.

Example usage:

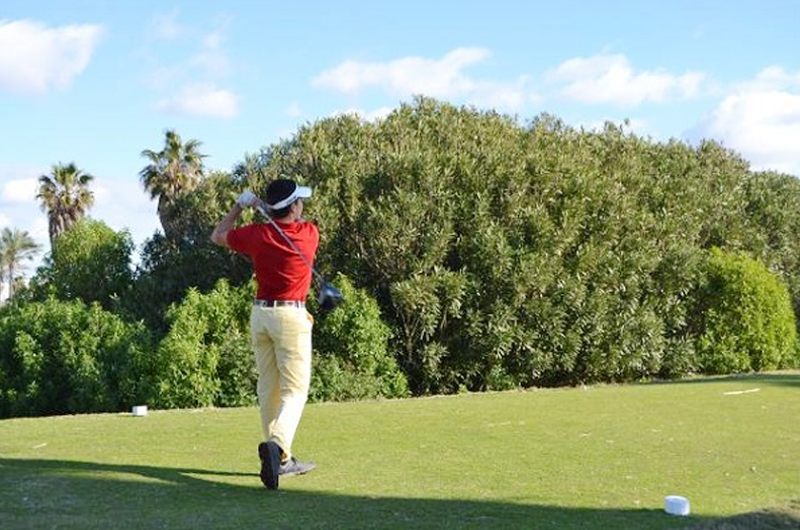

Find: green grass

[1,372,799,529]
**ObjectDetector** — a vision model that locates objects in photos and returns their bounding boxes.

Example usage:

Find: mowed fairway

[1,372,798,530]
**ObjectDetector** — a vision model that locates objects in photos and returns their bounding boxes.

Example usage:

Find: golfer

[211,178,319,490]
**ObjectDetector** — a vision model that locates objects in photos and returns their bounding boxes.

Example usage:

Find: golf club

[254,201,343,312]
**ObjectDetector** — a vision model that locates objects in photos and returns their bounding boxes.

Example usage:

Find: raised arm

[211,191,258,248]
[211,203,244,248]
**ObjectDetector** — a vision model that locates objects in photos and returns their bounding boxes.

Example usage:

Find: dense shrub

[693,248,799,374]
[246,101,765,390]
[121,235,251,336]
[28,219,134,310]
[119,171,252,335]
[153,274,407,409]
[310,274,409,401]
[389,267,469,393]
[151,279,255,409]
[742,171,800,332]
[0,297,155,418]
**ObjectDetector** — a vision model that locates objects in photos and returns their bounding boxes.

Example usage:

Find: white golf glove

[236,190,258,208]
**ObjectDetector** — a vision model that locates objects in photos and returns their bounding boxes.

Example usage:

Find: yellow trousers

[250,305,313,461]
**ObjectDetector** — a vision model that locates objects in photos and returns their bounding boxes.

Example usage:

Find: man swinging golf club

[211,178,320,490]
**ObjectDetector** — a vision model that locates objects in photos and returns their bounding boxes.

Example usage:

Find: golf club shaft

[254,202,325,284]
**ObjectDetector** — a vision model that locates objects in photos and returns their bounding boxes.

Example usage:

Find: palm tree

[36,162,95,245]
[140,129,206,239]
[0,227,41,299]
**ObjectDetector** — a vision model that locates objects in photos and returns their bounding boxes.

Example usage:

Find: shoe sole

[258,441,281,490]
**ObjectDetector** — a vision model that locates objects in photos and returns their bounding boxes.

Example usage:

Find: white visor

[267,184,312,210]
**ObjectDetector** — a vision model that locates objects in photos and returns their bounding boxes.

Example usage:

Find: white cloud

[192,45,232,79]
[144,12,237,116]
[312,48,531,112]
[467,78,532,113]
[548,53,705,107]
[155,83,239,118]
[29,217,49,243]
[750,66,800,88]
[285,102,303,118]
[330,106,393,123]
[313,47,489,96]
[150,9,185,40]
[363,106,394,122]
[694,67,800,176]
[1,178,38,203]
[0,19,104,95]
[144,64,184,90]
[0,213,10,228]
[191,16,234,78]
[92,182,112,205]
[91,179,160,250]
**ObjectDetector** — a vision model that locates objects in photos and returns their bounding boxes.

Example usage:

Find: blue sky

[1,0,799,279]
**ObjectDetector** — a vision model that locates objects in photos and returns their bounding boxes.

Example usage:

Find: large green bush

[742,170,800,331]
[310,274,409,401]
[0,297,155,418]
[151,279,255,409]
[28,219,134,311]
[693,248,799,374]
[105,98,800,395]
[152,274,408,409]
[244,101,762,390]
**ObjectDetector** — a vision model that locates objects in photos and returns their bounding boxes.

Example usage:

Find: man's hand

[236,191,258,208]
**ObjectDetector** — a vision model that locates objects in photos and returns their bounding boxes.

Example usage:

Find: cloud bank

[0,19,104,95]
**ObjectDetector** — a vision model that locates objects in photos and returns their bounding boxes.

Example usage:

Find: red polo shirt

[226,220,320,301]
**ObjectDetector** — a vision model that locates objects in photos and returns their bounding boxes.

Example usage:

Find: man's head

[265,179,312,219]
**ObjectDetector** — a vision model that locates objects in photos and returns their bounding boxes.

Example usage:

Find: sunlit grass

[1,372,798,529]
